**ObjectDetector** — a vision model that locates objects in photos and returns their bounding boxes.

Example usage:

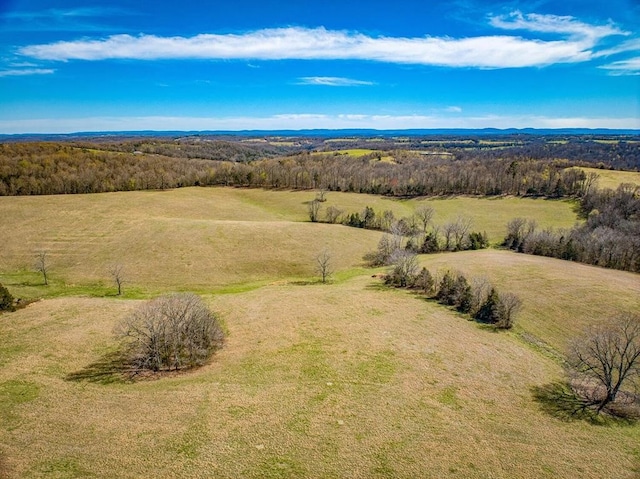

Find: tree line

[376,248,521,329]
[504,184,640,272]
[1,142,595,197]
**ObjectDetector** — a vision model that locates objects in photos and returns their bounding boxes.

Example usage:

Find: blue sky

[0,0,639,133]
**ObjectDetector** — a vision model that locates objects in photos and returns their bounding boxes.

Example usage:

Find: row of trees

[0,142,595,198]
[504,184,640,272]
[362,219,487,268]
[380,249,521,329]
[310,200,488,256]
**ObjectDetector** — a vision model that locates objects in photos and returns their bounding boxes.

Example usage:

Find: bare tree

[315,189,327,202]
[109,264,126,296]
[325,205,343,224]
[308,199,322,222]
[414,205,435,234]
[442,222,456,251]
[315,249,333,283]
[451,216,473,251]
[35,251,49,285]
[364,234,395,266]
[387,250,419,287]
[568,313,640,413]
[470,276,492,315]
[495,292,522,329]
[116,293,225,373]
[379,210,396,232]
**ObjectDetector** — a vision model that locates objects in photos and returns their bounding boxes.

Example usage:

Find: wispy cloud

[2,7,131,19]
[594,38,640,58]
[0,113,637,134]
[2,7,135,32]
[18,12,625,68]
[600,57,640,76]
[444,106,463,113]
[489,11,626,42]
[297,76,374,86]
[0,68,55,77]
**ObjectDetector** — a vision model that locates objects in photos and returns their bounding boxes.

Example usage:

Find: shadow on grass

[531,382,638,425]
[65,350,132,385]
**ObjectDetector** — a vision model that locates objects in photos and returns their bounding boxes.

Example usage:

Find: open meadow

[0,187,639,478]
[575,167,640,190]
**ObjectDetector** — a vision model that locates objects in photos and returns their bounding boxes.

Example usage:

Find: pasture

[576,167,640,189]
[0,187,638,478]
[0,188,577,297]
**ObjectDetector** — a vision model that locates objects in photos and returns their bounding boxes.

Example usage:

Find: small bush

[116,293,224,372]
[0,283,15,312]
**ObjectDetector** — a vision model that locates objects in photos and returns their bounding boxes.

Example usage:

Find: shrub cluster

[381,257,521,329]
[503,184,640,272]
[116,293,225,372]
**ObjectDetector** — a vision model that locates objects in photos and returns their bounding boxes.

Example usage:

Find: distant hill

[1,127,639,142]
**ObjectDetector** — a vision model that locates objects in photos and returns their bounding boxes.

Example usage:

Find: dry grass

[0,188,577,298]
[0,187,637,478]
[422,250,640,351]
[574,167,640,189]
[1,277,639,478]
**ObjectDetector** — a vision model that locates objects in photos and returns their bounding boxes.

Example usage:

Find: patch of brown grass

[1,278,639,478]
[422,249,640,351]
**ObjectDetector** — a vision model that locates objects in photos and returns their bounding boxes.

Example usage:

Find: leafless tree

[308,199,322,222]
[442,222,456,251]
[389,222,405,251]
[470,276,492,315]
[414,205,435,234]
[364,234,395,266]
[35,251,49,285]
[379,210,396,232]
[495,292,522,329]
[115,293,224,373]
[315,248,333,283]
[451,216,473,251]
[325,205,343,224]
[315,189,327,202]
[109,264,126,296]
[388,250,419,287]
[568,313,640,413]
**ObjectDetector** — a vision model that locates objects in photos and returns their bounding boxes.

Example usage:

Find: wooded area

[0,141,600,197]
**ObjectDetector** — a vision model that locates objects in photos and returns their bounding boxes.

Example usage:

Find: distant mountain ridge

[1,127,639,141]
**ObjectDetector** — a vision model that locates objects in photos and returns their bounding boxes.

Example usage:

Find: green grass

[574,167,640,189]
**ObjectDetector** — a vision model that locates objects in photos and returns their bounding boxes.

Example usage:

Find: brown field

[0,187,638,478]
[0,187,577,296]
[575,167,640,189]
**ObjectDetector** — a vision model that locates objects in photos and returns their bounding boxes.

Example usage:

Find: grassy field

[0,188,577,297]
[575,167,640,189]
[1,187,638,478]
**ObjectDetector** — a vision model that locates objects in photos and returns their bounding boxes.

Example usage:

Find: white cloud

[0,68,55,77]
[600,56,640,76]
[297,76,374,86]
[489,11,627,42]
[18,15,622,68]
[594,38,640,59]
[0,113,637,134]
[444,106,462,113]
